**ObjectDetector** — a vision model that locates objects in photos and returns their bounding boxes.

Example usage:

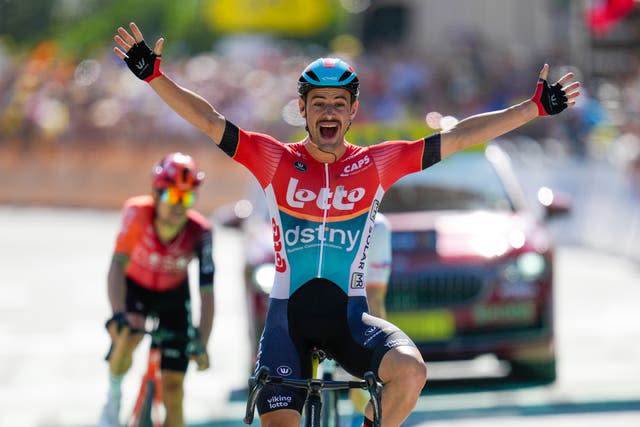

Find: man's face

[154,188,195,227]
[299,87,359,151]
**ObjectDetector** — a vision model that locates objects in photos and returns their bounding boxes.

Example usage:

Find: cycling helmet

[151,152,204,191]
[297,57,359,100]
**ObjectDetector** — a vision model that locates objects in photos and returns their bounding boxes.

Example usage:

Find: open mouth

[319,123,339,140]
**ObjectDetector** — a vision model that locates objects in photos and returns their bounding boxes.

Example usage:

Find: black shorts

[125,278,192,372]
[255,278,415,415]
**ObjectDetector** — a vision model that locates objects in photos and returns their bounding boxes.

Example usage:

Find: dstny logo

[286,178,365,210]
[285,225,360,252]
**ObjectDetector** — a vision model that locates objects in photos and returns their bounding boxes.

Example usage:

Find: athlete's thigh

[255,299,307,415]
[158,305,190,372]
[335,300,416,379]
[146,283,191,372]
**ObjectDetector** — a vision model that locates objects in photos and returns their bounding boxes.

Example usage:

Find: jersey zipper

[317,162,330,277]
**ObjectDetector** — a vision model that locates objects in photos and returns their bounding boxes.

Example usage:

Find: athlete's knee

[162,372,185,398]
[380,346,427,389]
[406,354,428,389]
[259,409,300,427]
[163,382,184,399]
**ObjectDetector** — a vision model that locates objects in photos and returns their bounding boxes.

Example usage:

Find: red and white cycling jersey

[113,195,214,292]
[218,121,440,299]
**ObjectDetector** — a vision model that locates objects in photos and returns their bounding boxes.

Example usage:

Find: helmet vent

[338,70,353,82]
[305,70,320,82]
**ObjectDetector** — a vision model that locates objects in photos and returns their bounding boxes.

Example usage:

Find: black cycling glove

[186,328,205,356]
[124,41,163,82]
[531,77,568,116]
[105,312,130,333]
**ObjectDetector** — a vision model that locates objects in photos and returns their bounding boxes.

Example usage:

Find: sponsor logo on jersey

[365,326,379,336]
[162,348,181,358]
[285,178,365,210]
[357,223,375,270]
[363,327,383,345]
[340,155,371,177]
[144,252,189,272]
[276,365,293,376]
[385,338,411,348]
[370,200,380,221]
[294,160,307,172]
[267,394,292,409]
[350,272,365,289]
[285,224,361,252]
[272,218,287,273]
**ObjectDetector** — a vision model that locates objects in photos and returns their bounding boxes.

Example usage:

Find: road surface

[1,206,639,427]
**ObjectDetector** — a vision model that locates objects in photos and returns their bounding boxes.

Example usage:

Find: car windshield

[380,150,514,213]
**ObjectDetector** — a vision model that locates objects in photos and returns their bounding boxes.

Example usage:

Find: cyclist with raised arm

[99,152,215,427]
[112,22,580,427]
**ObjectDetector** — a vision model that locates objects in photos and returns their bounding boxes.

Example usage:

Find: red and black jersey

[113,195,214,292]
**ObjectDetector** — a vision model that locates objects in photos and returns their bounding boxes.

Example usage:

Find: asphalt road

[1,204,639,427]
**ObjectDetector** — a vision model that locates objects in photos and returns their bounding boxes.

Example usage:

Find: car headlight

[502,252,547,282]
[253,263,276,294]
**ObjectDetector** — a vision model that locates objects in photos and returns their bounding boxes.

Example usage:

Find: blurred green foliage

[0,0,216,58]
[0,0,348,59]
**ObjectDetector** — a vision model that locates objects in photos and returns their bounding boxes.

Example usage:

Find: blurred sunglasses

[159,188,197,208]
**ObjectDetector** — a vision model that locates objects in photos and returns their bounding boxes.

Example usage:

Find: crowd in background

[1,31,639,180]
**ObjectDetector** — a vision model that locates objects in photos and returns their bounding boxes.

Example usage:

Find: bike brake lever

[244,366,271,424]
[363,371,382,427]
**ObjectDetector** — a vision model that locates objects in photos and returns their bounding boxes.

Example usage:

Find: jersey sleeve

[113,201,143,258]
[366,215,392,287]
[197,228,215,290]
[370,133,442,190]
[217,120,284,188]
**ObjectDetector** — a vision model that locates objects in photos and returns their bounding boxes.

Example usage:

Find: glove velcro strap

[143,57,164,83]
[532,79,548,117]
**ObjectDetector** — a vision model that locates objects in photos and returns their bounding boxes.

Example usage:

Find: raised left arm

[440,64,580,159]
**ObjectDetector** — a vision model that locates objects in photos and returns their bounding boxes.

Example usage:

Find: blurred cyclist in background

[350,213,392,424]
[112,21,579,427]
[363,213,392,320]
[99,152,215,427]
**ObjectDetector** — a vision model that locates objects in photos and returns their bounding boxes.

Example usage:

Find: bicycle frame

[128,345,163,427]
[310,350,339,427]
[126,322,184,427]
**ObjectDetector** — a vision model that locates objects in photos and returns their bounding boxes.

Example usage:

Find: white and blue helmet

[297,58,360,100]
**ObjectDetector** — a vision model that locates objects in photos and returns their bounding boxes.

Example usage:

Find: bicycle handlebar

[104,325,203,361]
[243,366,382,427]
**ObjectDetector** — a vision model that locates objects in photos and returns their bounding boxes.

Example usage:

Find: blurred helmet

[152,152,204,191]
[297,58,359,100]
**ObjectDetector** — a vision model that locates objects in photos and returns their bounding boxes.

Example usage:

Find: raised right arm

[113,22,226,144]
[149,75,227,144]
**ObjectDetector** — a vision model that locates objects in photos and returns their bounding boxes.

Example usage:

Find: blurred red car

[219,143,569,383]
[379,143,569,383]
